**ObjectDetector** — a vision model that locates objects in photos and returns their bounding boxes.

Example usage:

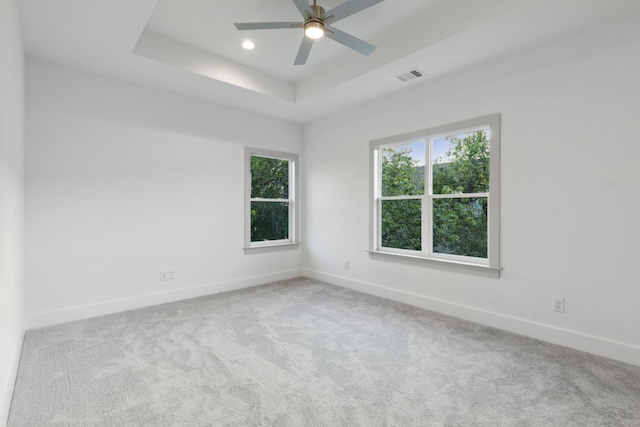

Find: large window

[245,147,299,253]
[370,114,500,272]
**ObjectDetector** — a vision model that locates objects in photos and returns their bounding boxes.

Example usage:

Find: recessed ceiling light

[242,40,255,50]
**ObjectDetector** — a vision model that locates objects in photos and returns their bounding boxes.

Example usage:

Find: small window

[245,147,299,253]
[370,114,500,272]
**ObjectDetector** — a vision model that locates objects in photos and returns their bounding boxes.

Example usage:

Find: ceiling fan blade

[321,0,385,24]
[292,0,313,18]
[325,26,376,56]
[235,22,303,30]
[294,36,314,65]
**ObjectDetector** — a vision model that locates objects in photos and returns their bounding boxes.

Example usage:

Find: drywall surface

[302,16,640,365]
[0,0,25,422]
[25,58,303,326]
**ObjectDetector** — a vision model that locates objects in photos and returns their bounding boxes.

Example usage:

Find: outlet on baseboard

[160,271,168,281]
[552,297,565,313]
[168,269,175,280]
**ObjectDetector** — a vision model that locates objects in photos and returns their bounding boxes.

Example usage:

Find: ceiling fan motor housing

[305,5,326,39]
[310,4,325,20]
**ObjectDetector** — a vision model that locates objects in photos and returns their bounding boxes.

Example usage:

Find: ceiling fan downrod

[311,0,323,16]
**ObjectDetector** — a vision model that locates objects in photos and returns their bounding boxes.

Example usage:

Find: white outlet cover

[552,298,564,312]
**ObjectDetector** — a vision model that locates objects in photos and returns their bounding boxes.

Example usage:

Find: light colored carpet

[8,277,640,426]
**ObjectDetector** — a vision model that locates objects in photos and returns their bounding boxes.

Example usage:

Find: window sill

[244,242,300,254]
[366,250,501,277]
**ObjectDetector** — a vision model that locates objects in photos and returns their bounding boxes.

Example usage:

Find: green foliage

[250,156,289,242]
[381,146,423,250]
[251,202,289,242]
[251,156,288,199]
[381,199,422,250]
[433,131,489,195]
[382,147,424,196]
[433,197,487,258]
[381,131,490,258]
[433,131,489,258]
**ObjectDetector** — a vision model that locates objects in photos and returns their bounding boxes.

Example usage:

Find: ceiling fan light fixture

[304,21,325,39]
[234,0,383,65]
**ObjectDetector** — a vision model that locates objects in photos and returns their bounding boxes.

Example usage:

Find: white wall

[25,58,303,327]
[0,0,25,422]
[302,16,640,366]
[18,4,640,385]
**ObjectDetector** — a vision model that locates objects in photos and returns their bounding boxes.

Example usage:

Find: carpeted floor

[8,277,640,426]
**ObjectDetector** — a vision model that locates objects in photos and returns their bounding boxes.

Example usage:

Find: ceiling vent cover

[395,69,423,82]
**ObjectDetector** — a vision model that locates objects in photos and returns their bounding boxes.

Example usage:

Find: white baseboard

[25,269,303,330]
[1,321,25,426]
[303,269,640,367]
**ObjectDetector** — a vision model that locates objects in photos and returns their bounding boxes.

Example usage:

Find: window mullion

[250,197,291,202]
[426,138,433,257]
[288,200,294,243]
[379,195,422,201]
[421,195,429,257]
[432,192,489,199]
[376,198,382,250]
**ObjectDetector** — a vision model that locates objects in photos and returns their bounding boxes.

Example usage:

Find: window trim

[244,147,299,254]
[369,114,501,274]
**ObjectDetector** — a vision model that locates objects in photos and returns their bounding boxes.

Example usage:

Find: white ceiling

[144,0,447,82]
[17,0,640,123]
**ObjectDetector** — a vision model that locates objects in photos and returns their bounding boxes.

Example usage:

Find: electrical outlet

[160,271,168,281]
[168,269,175,280]
[344,260,349,269]
[552,297,565,313]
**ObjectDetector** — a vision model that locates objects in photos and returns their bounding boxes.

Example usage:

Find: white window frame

[244,147,299,253]
[369,114,501,275]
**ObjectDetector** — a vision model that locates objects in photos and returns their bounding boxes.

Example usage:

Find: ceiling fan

[234,0,385,65]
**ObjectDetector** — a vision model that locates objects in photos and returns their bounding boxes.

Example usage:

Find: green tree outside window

[250,156,290,242]
[381,130,490,258]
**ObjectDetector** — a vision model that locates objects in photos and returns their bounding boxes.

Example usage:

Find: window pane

[251,201,289,242]
[382,142,425,197]
[251,156,289,199]
[432,130,490,195]
[381,199,421,251]
[433,197,487,258]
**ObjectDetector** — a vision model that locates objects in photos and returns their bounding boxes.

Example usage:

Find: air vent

[395,69,424,82]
